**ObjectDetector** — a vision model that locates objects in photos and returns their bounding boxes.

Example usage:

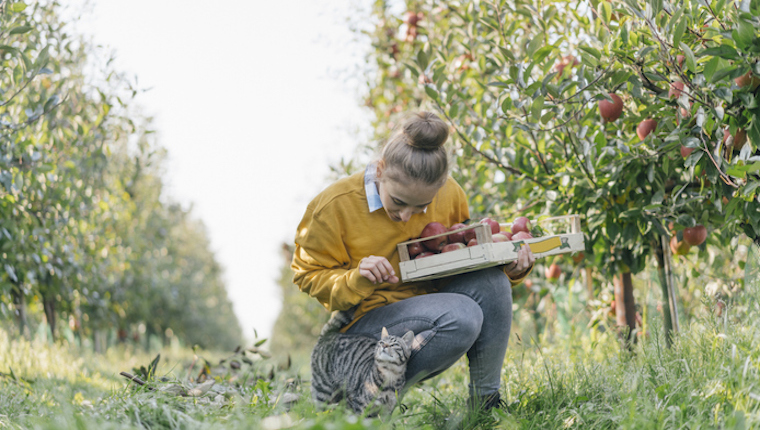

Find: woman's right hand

[359,255,399,284]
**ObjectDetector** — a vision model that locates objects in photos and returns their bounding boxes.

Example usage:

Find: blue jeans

[345,267,513,398]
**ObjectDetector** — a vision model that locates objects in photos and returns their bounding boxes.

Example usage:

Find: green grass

[3,299,760,429]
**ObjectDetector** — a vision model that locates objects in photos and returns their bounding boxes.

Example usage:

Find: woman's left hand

[503,243,535,278]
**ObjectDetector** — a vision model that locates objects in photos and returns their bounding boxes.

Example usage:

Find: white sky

[69,0,374,342]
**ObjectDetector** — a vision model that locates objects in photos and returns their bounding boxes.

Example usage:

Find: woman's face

[377,173,441,223]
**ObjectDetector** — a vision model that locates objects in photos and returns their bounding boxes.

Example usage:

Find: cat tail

[319,306,357,336]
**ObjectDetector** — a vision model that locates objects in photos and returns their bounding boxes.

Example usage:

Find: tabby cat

[311,316,415,416]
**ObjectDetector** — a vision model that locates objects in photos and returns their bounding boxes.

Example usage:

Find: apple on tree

[683,225,707,246]
[734,71,760,90]
[545,263,561,280]
[669,235,691,256]
[636,119,658,140]
[668,81,685,99]
[598,93,624,122]
[680,145,695,158]
[723,128,747,152]
[553,55,579,77]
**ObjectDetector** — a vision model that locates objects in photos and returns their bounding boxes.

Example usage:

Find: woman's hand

[503,244,535,278]
[359,255,399,284]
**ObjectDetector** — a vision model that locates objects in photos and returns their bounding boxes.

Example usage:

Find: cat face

[375,329,414,364]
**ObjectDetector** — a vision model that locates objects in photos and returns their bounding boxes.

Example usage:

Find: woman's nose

[400,208,413,222]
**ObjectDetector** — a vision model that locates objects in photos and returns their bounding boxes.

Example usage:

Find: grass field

[2,294,760,429]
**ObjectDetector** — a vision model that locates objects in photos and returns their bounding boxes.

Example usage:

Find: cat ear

[401,330,415,347]
[381,327,389,339]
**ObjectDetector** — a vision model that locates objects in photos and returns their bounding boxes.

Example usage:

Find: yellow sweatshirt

[291,170,529,330]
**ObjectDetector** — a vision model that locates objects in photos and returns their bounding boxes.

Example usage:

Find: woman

[292,111,534,410]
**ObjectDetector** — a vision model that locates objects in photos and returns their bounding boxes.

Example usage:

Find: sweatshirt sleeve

[503,264,533,286]
[291,206,377,312]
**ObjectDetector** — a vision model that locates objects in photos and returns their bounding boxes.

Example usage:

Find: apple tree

[360,0,760,344]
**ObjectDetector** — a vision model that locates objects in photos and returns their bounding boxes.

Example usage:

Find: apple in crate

[415,251,436,259]
[479,217,500,234]
[420,222,448,252]
[407,242,424,258]
[467,238,479,247]
[441,243,466,253]
[448,223,468,243]
[511,217,532,234]
[512,231,533,240]
[492,233,512,242]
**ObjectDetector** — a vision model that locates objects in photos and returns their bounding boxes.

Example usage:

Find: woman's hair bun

[403,111,449,150]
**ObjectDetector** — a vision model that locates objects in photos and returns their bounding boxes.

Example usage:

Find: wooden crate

[397,215,585,282]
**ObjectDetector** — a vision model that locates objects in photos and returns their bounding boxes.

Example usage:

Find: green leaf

[703,56,720,81]
[417,50,428,70]
[711,65,736,83]
[531,96,544,122]
[579,46,601,60]
[9,25,32,35]
[424,85,439,100]
[673,19,686,48]
[10,2,27,12]
[733,19,754,50]
[533,46,555,65]
[700,45,738,60]
[684,150,703,168]
[679,42,696,73]
[526,34,544,58]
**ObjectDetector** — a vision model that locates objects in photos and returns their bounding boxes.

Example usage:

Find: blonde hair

[380,112,450,186]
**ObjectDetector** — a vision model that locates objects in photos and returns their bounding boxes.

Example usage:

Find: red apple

[680,145,695,158]
[407,242,424,258]
[598,93,624,122]
[511,217,532,234]
[734,71,760,90]
[572,252,585,264]
[479,217,500,234]
[669,235,691,255]
[637,119,658,140]
[415,251,435,259]
[448,223,468,244]
[682,225,707,246]
[420,222,448,252]
[545,263,561,280]
[512,231,533,240]
[406,11,423,26]
[492,233,511,242]
[553,55,579,77]
[669,81,685,99]
[723,128,747,151]
[467,238,479,247]
[441,243,466,253]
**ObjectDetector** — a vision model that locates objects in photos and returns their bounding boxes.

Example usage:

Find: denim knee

[442,296,483,350]
[471,268,512,317]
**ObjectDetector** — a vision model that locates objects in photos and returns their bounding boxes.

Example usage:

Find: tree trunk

[654,235,678,347]
[585,266,594,302]
[11,283,29,339]
[613,271,636,346]
[43,295,57,342]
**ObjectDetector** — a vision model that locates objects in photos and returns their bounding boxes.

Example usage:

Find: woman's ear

[376,159,385,179]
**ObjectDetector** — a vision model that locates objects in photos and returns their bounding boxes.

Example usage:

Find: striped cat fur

[311,310,414,416]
